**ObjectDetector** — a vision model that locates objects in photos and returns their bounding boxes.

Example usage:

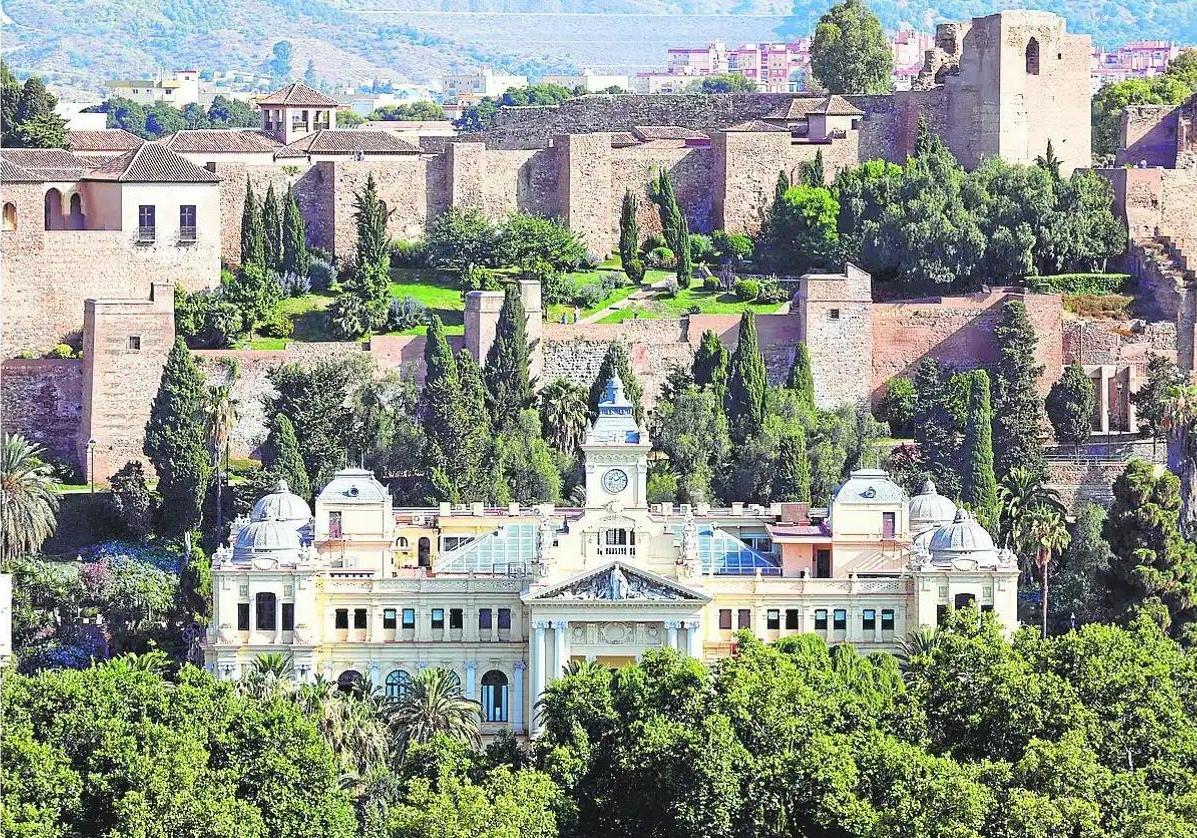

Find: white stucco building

[205,376,1019,737]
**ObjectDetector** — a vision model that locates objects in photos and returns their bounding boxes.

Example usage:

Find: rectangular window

[936,604,948,627]
[766,609,780,630]
[138,204,155,230]
[282,603,294,631]
[237,602,249,631]
[179,205,196,240]
[862,609,876,631]
[353,608,367,629]
[882,512,896,539]
[383,608,397,630]
[815,549,831,578]
[329,511,342,539]
[737,609,752,630]
[431,608,445,629]
[127,335,141,351]
[335,608,348,630]
[479,608,493,630]
[718,609,732,630]
[828,308,840,320]
[785,608,799,630]
[401,608,415,629]
[881,609,895,631]
[954,593,977,610]
[833,609,847,631]
[449,608,463,629]
[497,608,512,630]
[981,604,994,614]
[814,609,828,630]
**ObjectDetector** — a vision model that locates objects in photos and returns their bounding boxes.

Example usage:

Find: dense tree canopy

[809,0,893,94]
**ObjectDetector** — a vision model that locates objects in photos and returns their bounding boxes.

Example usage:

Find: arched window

[2,202,15,231]
[480,669,508,722]
[337,669,363,693]
[1026,38,1040,75]
[67,192,84,230]
[44,188,63,231]
[396,536,409,548]
[255,591,277,630]
[385,668,412,699]
[418,537,430,567]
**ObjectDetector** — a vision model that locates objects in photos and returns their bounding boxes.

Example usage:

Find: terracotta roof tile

[726,119,790,132]
[87,142,222,183]
[0,148,88,180]
[66,129,145,152]
[274,129,422,158]
[610,131,640,147]
[257,81,340,107]
[160,129,281,153]
[766,95,864,120]
[0,157,41,182]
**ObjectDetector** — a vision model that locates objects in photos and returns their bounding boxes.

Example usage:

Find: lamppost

[86,438,97,493]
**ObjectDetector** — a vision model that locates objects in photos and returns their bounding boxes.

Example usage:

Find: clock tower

[581,374,651,508]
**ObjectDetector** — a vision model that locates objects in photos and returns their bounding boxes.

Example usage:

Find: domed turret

[927,509,999,568]
[252,479,312,525]
[908,479,957,533]
[232,518,303,565]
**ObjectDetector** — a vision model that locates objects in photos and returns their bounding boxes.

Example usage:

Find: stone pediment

[524,561,709,604]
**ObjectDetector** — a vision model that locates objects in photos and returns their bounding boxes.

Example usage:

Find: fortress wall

[869,290,1064,401]
[1062,319,1178,369]
[0,359,83,465]
[215,162,336,265]
[1118,105,1180,168]
[481,148,562,219]
[0,228,218,358]
[1103,166,1197,245]
[610,144,713,243]
[331,159,433,255]
[851,89,947,165]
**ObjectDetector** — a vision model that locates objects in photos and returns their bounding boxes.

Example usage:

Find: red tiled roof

[87,142,222,183]
[66,129,144,152]
[766,95,864,120]
[610,131,640,147]
[274,129,422,158]
[0,148,88,180]
[0,157,41,182]
[726,119,790,132]
[258,81,340,107]
[160,129,281,153]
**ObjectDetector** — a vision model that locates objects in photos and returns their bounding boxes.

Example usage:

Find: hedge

[1024,273,1133,295]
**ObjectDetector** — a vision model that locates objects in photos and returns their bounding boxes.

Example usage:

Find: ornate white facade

[205,377,1019,737]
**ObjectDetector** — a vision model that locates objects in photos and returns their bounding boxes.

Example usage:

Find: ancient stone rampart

[0,358,82,464]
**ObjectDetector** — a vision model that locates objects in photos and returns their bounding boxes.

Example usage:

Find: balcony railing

[178,225,197,242]
[136,225,156,243]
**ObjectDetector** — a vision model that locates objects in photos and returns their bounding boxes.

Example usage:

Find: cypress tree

[912,358,966,499]
[618,189,640,271]
[773,169,791,206]
[261,183,283,271]
[772,429,812,502]
[144,338,213,536]
[483,284,535,424]
[282,186,310,278]
[240,179,265,268]
[588,343,645,425]
[1046,362,1096,455]
[993,301,1048,482]
[263,413,311,500]
[354,173,390,267]
[960,370,998,531]
[692,329,729,398]
[10,75,67,148]
[420,315,464,502]
[786,341,816,417]
[725,312,768,445]
[456,349,497,502]
[675,213,693,289]
[803,150,825,187]
[650,168,682,254]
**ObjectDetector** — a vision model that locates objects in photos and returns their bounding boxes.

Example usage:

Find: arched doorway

[418,537,430,567]
[43,188,63,230]
[67,192,84,230]
[480,670,508,722]
[2,202,15,231]
[337,669,363,694]
[1026,38,1040,75]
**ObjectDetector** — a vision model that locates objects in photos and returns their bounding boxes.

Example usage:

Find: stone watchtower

[257,82,339,146]
[794,263,873,409]
[464,279,544,381]
[936,11,1091,174]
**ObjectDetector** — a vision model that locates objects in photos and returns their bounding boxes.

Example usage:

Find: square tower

[581,375,651,509]
[258,82,339,146]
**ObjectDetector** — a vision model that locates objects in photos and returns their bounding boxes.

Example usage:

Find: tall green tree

[334,173,392,335]
[0,434,59,567]
[1046,362,1095,455]
[912,359,967,499]
[785,341,816,418]
[385,667,481,754]
[1133,353,1184,458]
[262,413,311,500]
[588,343,645,425]
[801,149,826,187]
[261,183,283,271]
[1022,507,1071,637]
[240,179,265,268]
[675,213,694,289]
[267,357,365,489]
[773,168,791,208]
[7,75,67,148]
[144,339,213,536]
[495,410,562,504]
[772,429,812,502]
[281,186,310,278]
[483,284,535,424]
[618,189,640,273]
[960,370,999,531]
[992,301,1048,483]
[652,385,731,504]
[539,378,590,456]
[763,185,840,272]
[724,313,768,445]
[809,0,894,94]
[692,330,730,399]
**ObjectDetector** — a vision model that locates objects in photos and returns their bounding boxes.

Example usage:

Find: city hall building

[206,376,1018,737]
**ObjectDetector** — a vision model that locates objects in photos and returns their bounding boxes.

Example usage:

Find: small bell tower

[581,375,651,508]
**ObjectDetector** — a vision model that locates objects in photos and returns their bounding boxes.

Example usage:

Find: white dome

[928,509,999,568]
[317,467,390,504]
[253,479,312,524]
[232,518,303,564]
[908,479,957,532]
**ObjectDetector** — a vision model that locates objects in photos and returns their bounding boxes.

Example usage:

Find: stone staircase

[1128,232,1197,369]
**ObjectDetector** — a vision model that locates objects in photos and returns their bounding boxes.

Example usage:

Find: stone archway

[44,188,64,230]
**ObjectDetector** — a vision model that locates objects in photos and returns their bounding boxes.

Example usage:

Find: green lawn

[388,268,465,335]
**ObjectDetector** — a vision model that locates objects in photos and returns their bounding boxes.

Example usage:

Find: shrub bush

[387,295,428,331]
[646,246,675,269]
[277,271,311,297]
[625,259,646,285]
[1025,273,1133,295]
[307,258,335,293]
[711,229,754,263]
[574,282,606,309]
[641,233,668,253]
[260,309,294,339]
[734,278,762,301]
[879,376,917,438]
[661,278,679,298]
[686,304,702,315]
[689,233,716,264]
[702,274,722,291]
[329,293,372,339]
[47,343,74,359]
[755,276,789,304]
[391,238,428,268]
[460,265,502,293]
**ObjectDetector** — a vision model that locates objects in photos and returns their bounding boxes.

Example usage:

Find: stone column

[553,619,570,678]
[464,661,477,701]
[368,660,380,686]
[665,620,679,651]
[530,620,548,735]
[684,619,703,659]
[370,605,384,644]
[512,660,526,734]
[248,594,257,641]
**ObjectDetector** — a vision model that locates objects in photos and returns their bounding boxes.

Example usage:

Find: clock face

[602,468,629,494]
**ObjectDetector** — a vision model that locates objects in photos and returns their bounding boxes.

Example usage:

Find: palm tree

[894,626,940,675]
[538,378,590,456]
[203,371,240,538]
[997,466,1065,555]
[0,433,60,569]
[297,677,392,781]
[1163,383,1197,538]
[1035,139,1062,180]
[384,666,481,756]
[1021,507,1071,638]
